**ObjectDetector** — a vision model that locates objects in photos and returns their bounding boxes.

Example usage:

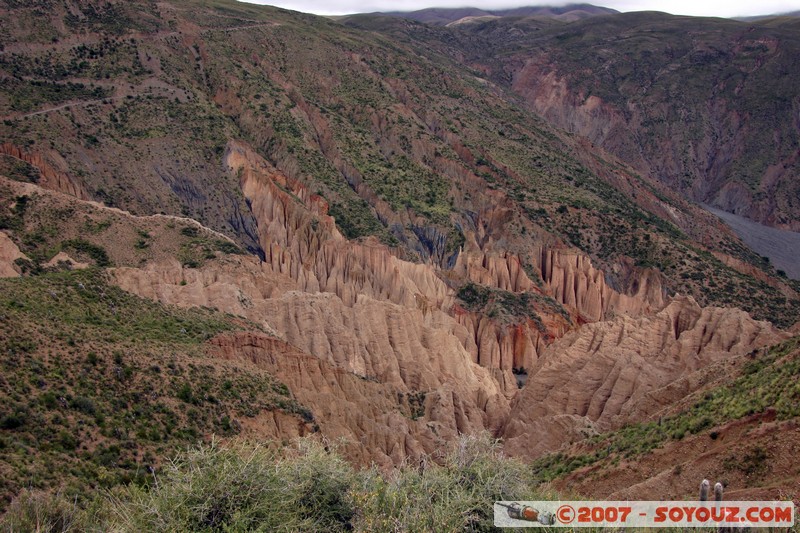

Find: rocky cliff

[0,143,90,200]
[210,331,500,467]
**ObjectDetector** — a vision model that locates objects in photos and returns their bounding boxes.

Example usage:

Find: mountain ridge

[353,10,800,232]
[374,3,618,25]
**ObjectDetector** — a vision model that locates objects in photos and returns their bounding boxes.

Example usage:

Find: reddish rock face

[0,143,90,200]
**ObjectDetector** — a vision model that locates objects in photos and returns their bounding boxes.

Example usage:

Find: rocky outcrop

[454,310,546,372]
[223,139,675,401]
[110,255,296,336]
[225,141,453,310]
[0,143,91,200]
[452,222,667,319]
[0,231,26,277]
[448,229,668,370]
[512,65,634,164]
[453,248,536,293]
[210,331,494,467]
[257,292,501,395]
[533,245,666,322]
[111,254,512,418]
[502,296,785,459]
[451,246,558,370]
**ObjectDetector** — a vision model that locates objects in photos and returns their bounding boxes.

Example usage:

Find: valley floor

[704,205,800,279]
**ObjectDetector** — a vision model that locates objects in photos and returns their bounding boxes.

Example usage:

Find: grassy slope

[0,176,246,275]
[0,268,308,511]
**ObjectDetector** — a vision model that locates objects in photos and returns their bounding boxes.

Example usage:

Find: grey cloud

[241,0,800,18]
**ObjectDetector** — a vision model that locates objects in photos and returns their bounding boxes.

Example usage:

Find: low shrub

[1,434,548,532]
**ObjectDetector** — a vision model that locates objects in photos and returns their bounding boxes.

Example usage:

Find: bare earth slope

[538,337,800,501]
[503,297,785,459]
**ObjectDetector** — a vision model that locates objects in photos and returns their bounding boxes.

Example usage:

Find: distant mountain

[736,10,800,21]
[377,3,617,25]
[347,11,800,233]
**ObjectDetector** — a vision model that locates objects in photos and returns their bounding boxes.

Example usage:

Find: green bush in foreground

[0,434,548,532]
[103,439,356,532]
[0,490,83,533]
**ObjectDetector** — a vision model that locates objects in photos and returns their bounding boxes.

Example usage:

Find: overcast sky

[241,0,800,18]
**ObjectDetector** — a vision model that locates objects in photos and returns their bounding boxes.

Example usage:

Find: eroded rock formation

[533,244,666,322]
[0,143,90,200]
[502,296,786,458]
[226,140,453,310]
[0,231,26,277]
[210,331,496,467]
[7,139,783,466]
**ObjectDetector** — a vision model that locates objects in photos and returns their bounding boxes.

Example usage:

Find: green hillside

[0,0,797,323]
[418,12,800,229]
[0,268,309,511]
